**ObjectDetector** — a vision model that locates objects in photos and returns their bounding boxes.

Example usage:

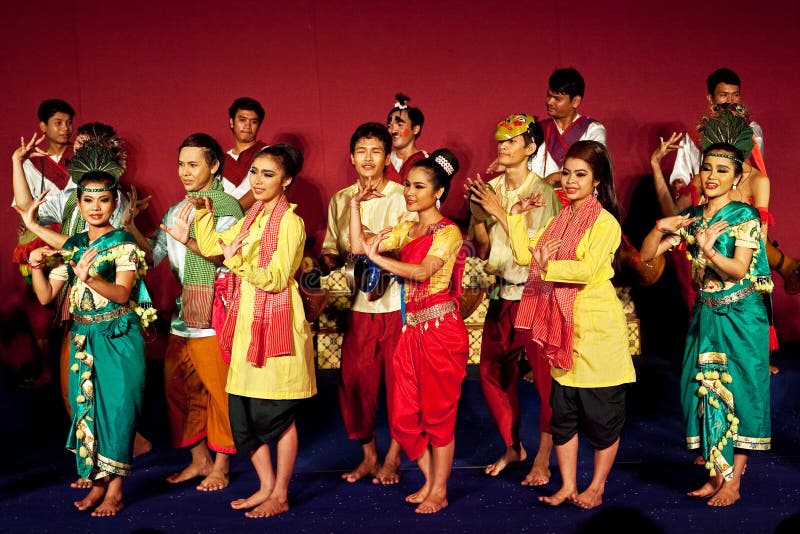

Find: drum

[467,182,495,222]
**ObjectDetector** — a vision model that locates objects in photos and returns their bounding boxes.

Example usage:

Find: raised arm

[11,133,47,210]
[348,185,385,255]
[651,133,685,217]
[14,190,69,249]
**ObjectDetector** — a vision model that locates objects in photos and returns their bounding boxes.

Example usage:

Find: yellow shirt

[475,172,560,300]
[195,204,317,400]
[321,180,415,313]
[381,221,463,297]
[508,209,635,388]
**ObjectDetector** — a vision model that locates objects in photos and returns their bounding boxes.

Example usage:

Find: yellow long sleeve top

[507,209,635,388]
[194,204,316,400]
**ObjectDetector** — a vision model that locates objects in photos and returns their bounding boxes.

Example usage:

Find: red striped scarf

[219,195,293,367]
[515,194,602,370]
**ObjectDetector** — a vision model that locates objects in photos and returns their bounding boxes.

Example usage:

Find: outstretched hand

[655,213,700,234]
[218,228,250,260]
[160,202,193,245]
[695,220,729,256]
[70,247,98,282]
[353,184,385,205]
[511,192,544,215]
[12,133,47,163]
[532,239,562,271]
[363,227,391,260]
[14,188,50,230]
[466,174,504,219]
[185,195,213,212]
[121,185,152,228]
[651,132,683,166]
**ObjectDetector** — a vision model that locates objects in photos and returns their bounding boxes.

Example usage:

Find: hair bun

[430,149,459,177]
[394,93,410,109]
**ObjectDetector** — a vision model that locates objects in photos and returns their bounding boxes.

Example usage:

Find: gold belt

[698,285,757,308]
[405,301,456,328]
[72,306,132,325]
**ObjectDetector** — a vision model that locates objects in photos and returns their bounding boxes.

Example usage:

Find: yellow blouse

[194,204,317,400]
[381,221,463,297]
[507,210,635,388]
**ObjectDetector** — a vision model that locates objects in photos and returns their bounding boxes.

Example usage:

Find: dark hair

[564,140,619,221]
[76,122,116,140]
[37,99,75,123]
[349,122,392,155]
[549,68,585,99]
[410,148,460,203]
[706,68,741,95]
[522,119,544,155]
[702,142,744,176]
[386,93,425,138]
[228,97,265,123]
[253,144,304,188]
[77,170,117,199]
[178,133,224,178]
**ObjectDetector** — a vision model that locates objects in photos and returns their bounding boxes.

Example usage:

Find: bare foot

[687,479,721,498]
[245,496,289,518]
[133,432,152,458]
[573,487,604,510]
[769,365,779,375]
[485,444,526,476]
[415,492,448,514]
[70,478,92,489]
[539,485,577,507]
[342,456,378,483]
[91,494,123,517]
[521,462,550,486]
[231,487,272,510]
[406,482,430,504]
[372,460,401,485]
[707,480,740,506]
[166,461,212,484]
[74,485,105,511]
[197,469,229,491]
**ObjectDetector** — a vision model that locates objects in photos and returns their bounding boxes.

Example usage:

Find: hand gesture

[651,132,683,166]
[466,174,505,218]
[70,247,98,282]
[29,245,57,265]
[655,213,700,234]
[217,228,249,260]
[185,195,213,212]
[12,133,47,163]
[353,183,385,205]
[485,157,506,175]
[532,239,562,271]
[510,192,544,215]
[695,220,729,256]
[363,227,390,260]
[160,202,193,245]
[13,188,50,230]
[120,185,152,228]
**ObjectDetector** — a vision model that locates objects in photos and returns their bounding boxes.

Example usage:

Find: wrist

[706,249,717,260]
[655,220,668,234]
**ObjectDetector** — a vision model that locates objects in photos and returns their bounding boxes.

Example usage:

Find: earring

[593,186,598,197]
[435,198,441,210]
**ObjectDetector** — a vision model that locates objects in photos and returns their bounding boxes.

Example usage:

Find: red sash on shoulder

[35,147,73,190]
[223,140,268,187]
[385,150,427,184]
[543,117,594,170]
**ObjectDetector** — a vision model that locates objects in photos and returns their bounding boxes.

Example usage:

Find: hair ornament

[699,104,754,160]
[706,152,743,165]
[434,154,455,176]
[393,92,410,110]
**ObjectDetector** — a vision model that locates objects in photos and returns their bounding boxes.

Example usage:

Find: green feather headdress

[698,105,754,160]
[68,138,127,184]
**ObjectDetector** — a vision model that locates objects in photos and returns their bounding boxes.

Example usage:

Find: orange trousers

[164,334,235,454]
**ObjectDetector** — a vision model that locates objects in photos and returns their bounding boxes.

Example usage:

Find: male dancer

[322,123,411,484]
[9,99,75,386]
[126,133,243,491]
[385,93,427,184]
[530,68,606,188]
[221,97,268,209]
[470,114,560,484]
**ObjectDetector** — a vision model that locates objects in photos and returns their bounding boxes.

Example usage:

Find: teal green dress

[672,202,772,481]
[53,229,153,479]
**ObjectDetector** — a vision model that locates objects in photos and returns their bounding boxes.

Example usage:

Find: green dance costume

[52,229,153,479]
[672,202,772,480]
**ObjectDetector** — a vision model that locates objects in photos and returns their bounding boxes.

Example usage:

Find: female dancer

[192,144,316,518]
[349,149,469,514]
[26,170,150,517]
[641,141,772,507]
[473,140,635,509]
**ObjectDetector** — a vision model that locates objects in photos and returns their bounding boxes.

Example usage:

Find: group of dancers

[9,66,789,518]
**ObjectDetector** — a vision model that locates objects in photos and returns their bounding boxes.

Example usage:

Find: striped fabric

[220,195,292,367]
[515,195,602,370]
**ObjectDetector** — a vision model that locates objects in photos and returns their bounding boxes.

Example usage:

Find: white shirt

[529,115,606,177]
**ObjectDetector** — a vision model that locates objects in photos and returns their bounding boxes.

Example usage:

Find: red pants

[338,310,402,439]
[164,334,235,453]
[480,299,552,447]
[390,313,469,460]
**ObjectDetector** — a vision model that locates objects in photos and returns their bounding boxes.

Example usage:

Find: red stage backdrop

[1,0,798,342]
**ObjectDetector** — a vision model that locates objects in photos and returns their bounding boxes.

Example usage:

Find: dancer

[468,114,560,485]
[641,139,772,507]
[350,149,468,513]
[385,93,427,184]
[498,140,635,509]
[222,97,268,209]
[193,144,316,518]
[321,123,410,485]
[27,170,151,517]
[125,133,242,491]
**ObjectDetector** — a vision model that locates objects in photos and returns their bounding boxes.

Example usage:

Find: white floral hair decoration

[435,155,455,176]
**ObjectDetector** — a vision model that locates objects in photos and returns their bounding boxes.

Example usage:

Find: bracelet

[707,249,717,260]
[29,261,42,269]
